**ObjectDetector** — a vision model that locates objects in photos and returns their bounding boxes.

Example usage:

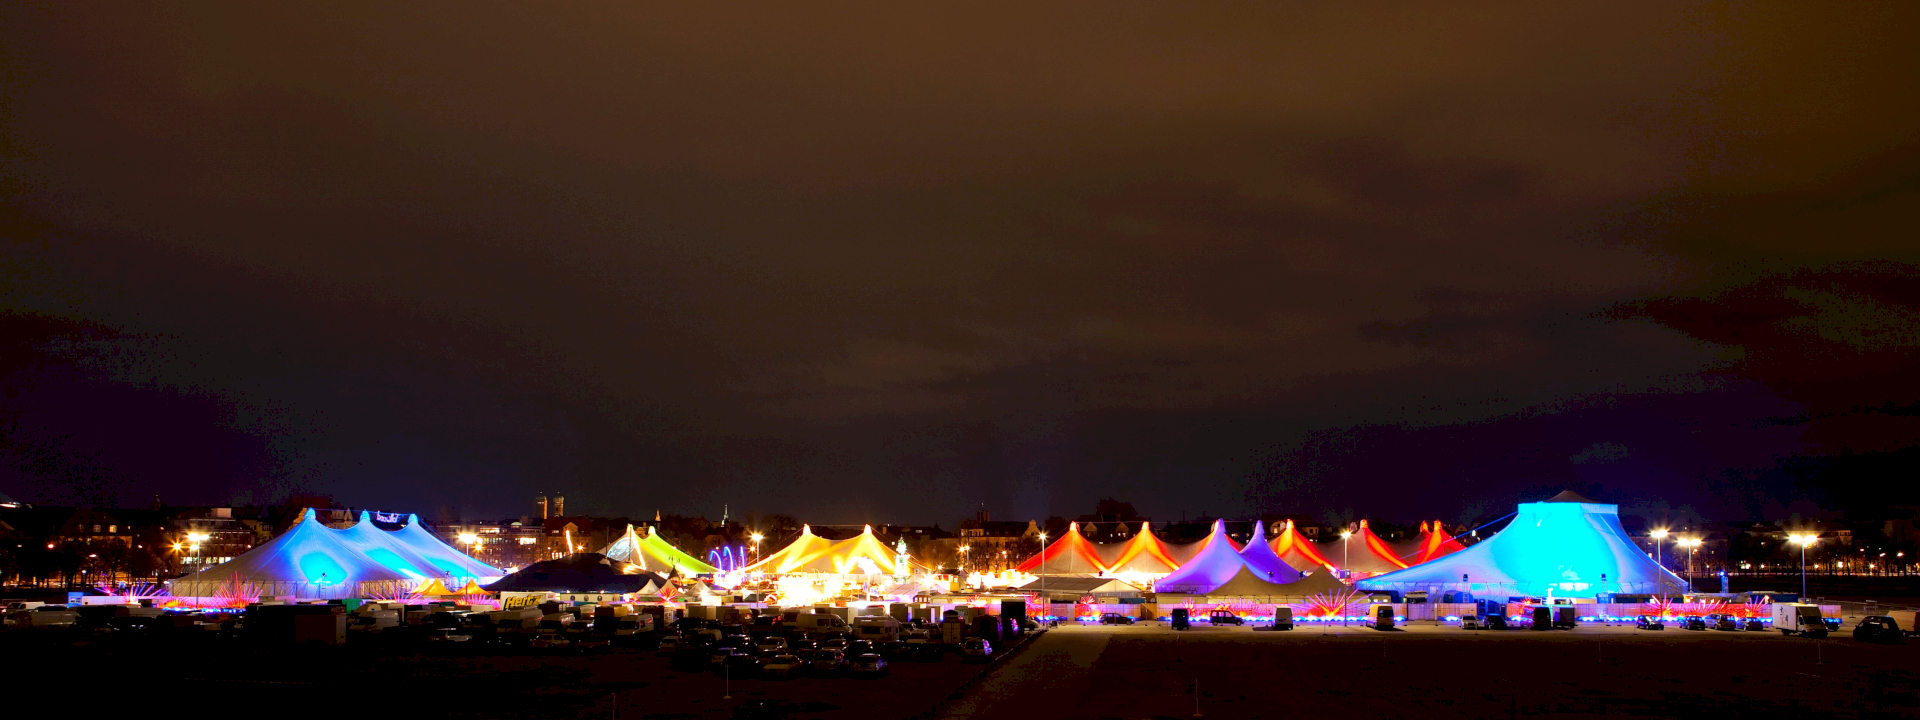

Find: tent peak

[1544,489,1597,503]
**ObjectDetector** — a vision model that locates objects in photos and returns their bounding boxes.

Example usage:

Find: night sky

[2,2,1915,526]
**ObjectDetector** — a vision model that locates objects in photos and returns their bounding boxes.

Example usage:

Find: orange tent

[1015,522,1106,575]
[1268,520,1335,573]
[1315,519,1409,575]
[1098,521,1182,575]
[1413,520,1468,564]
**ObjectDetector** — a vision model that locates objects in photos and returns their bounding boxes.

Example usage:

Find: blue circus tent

[1356,492,1688,598]
[168,508,502,600]
[391,513,504,581]
[1155,519,1294,594]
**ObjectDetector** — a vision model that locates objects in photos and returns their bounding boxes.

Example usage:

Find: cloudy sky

[2,1,1915,525]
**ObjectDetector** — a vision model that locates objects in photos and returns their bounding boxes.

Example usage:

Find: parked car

[756,636,788,654]
[850,653,889,677]
[1459,614,1484,630]
[1207,610,1243,626]
[960,638,992,663]
[1744,618,1767,631]
[762,654,805,679]
[1681,617,1707,631]
[656,635,683,656]
[1100,613,1134,625]
[820,637,849,652]
[1854,616,1903,644]
[1707,613,1740,631]
[847,639,875,657]
[787,638,819,652]
[1636,617,1665,631]
[805,649,849,676]
[1170,608,1190,630]
[23,605,77,628]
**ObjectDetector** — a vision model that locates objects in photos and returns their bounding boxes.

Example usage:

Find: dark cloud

[1,1,1915,523]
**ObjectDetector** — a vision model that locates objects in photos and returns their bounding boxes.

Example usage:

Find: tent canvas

[1153,520,1262,594]
[1357,498,1690,597]
[1097,522,1181,575]
[1413,520,1468,565]
[168,508,415,599]
[391,514,506,581]
[1235,528,1306,585]
[744,525,837,574]
[1268,520,1335,572]
[1015,522,1105,575]
[340,511,452,582]
[1203,566,1344,600]
[818,526,910,575]
[1315,520,1409,575]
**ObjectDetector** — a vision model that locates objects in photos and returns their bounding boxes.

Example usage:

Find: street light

[458,532,479,560]
[1037,532,1047,619]
[1340,529,1353,579]
[1789,533,1817,599]
[186,532,210,601]
[1677,537,1702,587]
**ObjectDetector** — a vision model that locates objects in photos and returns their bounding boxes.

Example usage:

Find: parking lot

[937,622,1920,719]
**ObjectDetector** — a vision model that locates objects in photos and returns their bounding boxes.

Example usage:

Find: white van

[1771,603,1827,638]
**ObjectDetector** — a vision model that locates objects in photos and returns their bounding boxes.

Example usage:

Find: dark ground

[8,619,1918,719]
[937,623,1920,720]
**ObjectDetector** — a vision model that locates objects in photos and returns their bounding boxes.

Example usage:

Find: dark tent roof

[1544,490,1597,503]
[483,553,667,593]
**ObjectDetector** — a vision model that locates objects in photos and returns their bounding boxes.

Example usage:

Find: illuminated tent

[601,524,719,575]
[1314,520,1409,576]
[1235,527,1306,585]
[168,508,415,599]
[1153,520,1264,594]
[1412,521,1468,565]
[819,525,911,575]
[1015,522,1105,575]
[340,511,454,582]
[415,578,455,596]
[745,525,907,575]
[1357,494,1690,597]
[1204,567,1344,600]
[1268,520,1335,573]
[391,514,506,581]
[744,525,837,574]
[1096,521,1182,576]
[455,579,487,595]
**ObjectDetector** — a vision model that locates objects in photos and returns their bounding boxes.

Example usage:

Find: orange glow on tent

[1016,522,1105,574]
[1359,520,1410,570]
[1414,520,1468,564]
[1101,521,1182,574]
[1268,520,1335,572]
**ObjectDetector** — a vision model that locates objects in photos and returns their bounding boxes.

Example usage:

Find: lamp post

[1339,529,1353,579]
[458,532,479,561]
[187,532,210,602]
[1789,533,1817,600]
[1037,532,1048,621]
[1678,537,1702,588]
[750,533,763,563]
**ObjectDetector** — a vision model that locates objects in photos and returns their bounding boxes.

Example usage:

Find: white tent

[169,508,415,599]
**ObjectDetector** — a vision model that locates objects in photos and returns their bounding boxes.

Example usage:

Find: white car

[26,606,78,628]
[756,636,788,654]
[1459,614,1484,630]
[960,638,992,663]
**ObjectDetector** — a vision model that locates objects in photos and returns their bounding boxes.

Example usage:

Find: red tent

[1267,520,1335,573]
[1015,522,1106,575]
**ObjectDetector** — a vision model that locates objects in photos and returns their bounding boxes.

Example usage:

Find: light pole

[1037,532,1048,620]
[750,533,763,563]
[1649,528,1670,594]
[458,532,479,561]
[1339,529,1352,579]
[187,532,210,602]
[1678,537,1702,589]
[1790,533,1816,599]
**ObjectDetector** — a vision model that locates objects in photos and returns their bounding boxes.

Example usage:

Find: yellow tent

[744,525,838,574]
[414,578,454,596]
[455,579,487,595]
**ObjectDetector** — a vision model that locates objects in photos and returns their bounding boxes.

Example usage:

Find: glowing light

[1649,529,1668,540]
[457,532,479,545]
